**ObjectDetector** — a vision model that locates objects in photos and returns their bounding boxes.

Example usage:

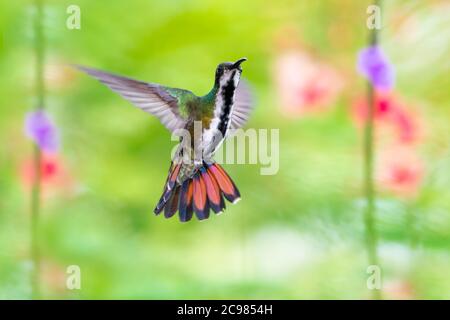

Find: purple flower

[357,45,395,90]
[25,110,59,152]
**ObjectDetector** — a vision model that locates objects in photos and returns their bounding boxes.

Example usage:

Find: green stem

[31,0,45,300]
[364,79,381,300]
[31,145,42,299]
[363,0,382,300]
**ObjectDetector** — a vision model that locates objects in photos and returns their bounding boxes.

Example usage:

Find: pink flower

[383,280,415,300]
[20,153,74,198]
[352,93,394,123]
[351,92,422,145]
[274,51,344,117]
[392,108,420,144]
[377,146,424,197]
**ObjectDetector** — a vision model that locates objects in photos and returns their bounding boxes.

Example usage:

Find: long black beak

[232,57,247,69]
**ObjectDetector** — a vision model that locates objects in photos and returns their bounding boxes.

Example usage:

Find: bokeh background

[1,0,449,299]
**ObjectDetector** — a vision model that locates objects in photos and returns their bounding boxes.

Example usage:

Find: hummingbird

[76,58,252,222]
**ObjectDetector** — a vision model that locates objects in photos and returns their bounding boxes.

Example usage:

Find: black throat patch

[217,71,237,137]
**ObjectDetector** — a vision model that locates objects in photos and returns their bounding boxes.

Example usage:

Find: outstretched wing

[76,65,193,132]
[230,79,253,130]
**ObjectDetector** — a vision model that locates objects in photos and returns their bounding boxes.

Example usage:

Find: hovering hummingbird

[77,58,252,222]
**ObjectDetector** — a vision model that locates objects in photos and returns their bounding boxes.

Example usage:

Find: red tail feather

[154,162,181,214]
[193,172,209,220]
[164,186,180,218]
[202,167,225,213]
[179,179,194,222]
[207,163,241,203]
[154,161,240,221]
[168,163,181,190]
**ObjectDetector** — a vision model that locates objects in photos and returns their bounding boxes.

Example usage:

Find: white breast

[202,70,241,159]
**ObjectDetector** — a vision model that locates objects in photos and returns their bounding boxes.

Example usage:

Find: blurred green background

[0,0,449,299]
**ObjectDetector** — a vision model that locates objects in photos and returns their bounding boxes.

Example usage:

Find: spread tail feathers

[154,162,240,222]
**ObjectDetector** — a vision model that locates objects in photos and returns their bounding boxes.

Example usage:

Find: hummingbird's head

[214,58,247,87]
